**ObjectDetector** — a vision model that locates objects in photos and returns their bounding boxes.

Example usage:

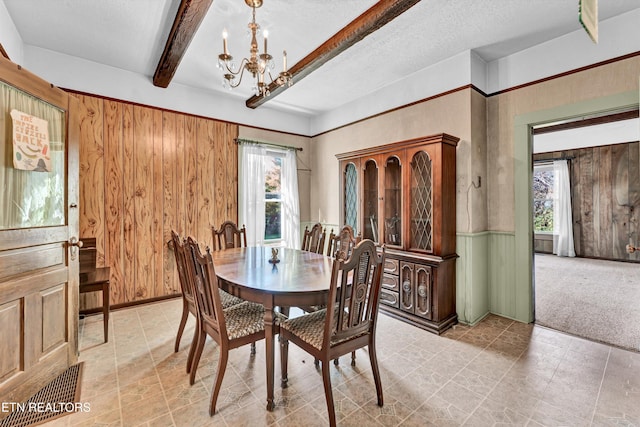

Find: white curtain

[239,143,266,245]
[238,142,300,248]
[553,160,575,257]
[281,149,300,248]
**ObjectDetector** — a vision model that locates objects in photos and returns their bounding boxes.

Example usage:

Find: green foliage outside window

[265,156,282,240]
[533,167,554,232]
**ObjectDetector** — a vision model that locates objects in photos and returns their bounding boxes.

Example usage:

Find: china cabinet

[337,133,458,334]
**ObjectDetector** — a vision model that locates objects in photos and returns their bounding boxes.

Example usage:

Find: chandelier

[217,0,292,97]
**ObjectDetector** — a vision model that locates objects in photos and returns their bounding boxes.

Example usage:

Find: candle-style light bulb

[263,30,268,55]
[222,29,229,55]
[283,50,287,72]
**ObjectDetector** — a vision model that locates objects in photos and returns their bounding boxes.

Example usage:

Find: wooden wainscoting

[72,93,239,310]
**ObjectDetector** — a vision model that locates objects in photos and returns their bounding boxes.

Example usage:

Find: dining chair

[322,225,362,365]
[302,225,361,364]
[211,220,247,251]
[210,220,256,355]
[301,222,326,254]
[170,230,243,375]
[185,237,286,415]
[326,225,361,259]
[279,240,386,427]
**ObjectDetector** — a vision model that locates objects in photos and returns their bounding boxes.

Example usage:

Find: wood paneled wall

[534,141,640,262]
[74,93,238,309]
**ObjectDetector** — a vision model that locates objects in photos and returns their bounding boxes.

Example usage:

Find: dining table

[211,246,334,411]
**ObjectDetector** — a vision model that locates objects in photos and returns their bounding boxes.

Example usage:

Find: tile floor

[43,298,640,426]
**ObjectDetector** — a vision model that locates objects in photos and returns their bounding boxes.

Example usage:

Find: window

[264,153,282,240]
[533,164,554,233]
[239,142,299,248]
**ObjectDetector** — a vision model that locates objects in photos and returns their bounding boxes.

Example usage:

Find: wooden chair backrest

[301,223,326,254]
[326,225,361,260]
[170,230,195,304]
[212,221,247,251]
[323,240,385,351]
[186,237,227,341]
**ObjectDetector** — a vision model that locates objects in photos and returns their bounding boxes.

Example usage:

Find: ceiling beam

[0,43,9,60]
[153,0,212,88]
[245,0,420,109]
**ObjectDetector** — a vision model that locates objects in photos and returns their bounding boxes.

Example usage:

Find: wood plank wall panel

[629,143,640,252]
[104,100,125,304]
[185,116,198,245]
[611,144,628,259]
[599,146,613,258]
[162,112,178,296]
[197,119,214,247]
[133,106,154,301]
[122,104,136,303]
[534,141,640,262]
[152,109,164,300]
[77,96,105,252]
[74,94,238,309]
[76,95,105,309]
[227,124,239,219]
[215,122,227,229]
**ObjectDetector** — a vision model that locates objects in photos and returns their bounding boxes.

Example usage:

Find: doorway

[531,111,640,350]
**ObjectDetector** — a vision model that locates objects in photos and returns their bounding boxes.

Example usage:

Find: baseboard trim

[79,293,181,315]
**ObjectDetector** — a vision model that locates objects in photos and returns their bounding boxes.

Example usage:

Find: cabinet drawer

[384,258,399,275]
[382,273,399,291]
[379,289,399,308]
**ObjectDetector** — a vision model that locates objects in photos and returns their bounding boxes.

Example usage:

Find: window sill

[534,233,554,240]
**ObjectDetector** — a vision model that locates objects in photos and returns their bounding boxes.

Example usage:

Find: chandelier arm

[228,66,247,88]
[224,57,249,75]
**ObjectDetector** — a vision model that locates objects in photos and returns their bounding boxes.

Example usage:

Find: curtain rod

[234,138,303,152]
[534,155,575,164]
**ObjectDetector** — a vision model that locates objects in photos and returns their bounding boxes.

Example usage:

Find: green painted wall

[456,232,489,325]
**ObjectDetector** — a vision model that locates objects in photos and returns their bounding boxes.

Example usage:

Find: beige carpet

[535,254,640,352]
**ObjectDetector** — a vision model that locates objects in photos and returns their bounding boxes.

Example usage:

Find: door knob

[68,237,83,261]
[69,237,83,248]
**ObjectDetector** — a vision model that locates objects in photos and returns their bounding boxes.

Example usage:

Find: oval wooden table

[211,246,333,411]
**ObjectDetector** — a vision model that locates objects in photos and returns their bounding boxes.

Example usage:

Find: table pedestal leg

[264,307,275,411]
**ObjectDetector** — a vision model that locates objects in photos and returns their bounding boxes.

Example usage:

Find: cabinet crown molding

[336,133,459,160]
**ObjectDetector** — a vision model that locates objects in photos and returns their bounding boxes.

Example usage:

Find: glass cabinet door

[363,159,379,242]
[343,162,358,235]
[384,156,402,246]
[410,150,432,252]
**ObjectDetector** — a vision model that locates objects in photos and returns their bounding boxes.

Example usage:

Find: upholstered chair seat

[219,290,244,309]
[280,308,367,351]
[223,301,286,340]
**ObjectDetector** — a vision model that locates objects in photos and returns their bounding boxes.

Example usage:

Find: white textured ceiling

[3,0,640,116]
